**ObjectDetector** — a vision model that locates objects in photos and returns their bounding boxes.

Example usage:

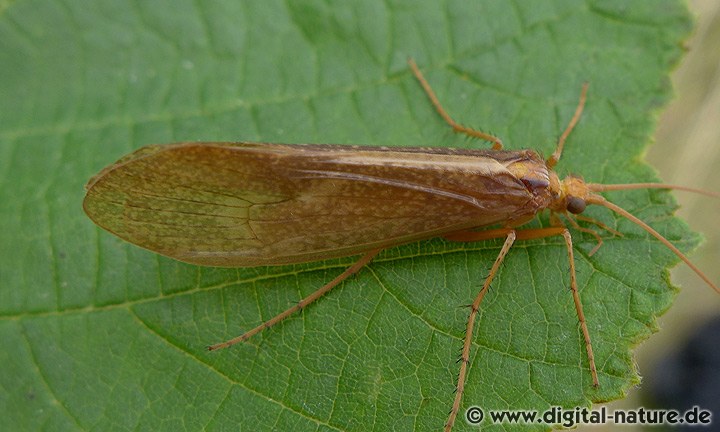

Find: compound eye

[567,196,586,214]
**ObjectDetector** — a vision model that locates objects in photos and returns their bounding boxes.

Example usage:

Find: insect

[83,59,719,431]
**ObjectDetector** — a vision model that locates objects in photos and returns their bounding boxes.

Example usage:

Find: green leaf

[0,0,699,431]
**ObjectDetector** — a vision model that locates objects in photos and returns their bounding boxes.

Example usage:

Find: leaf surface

[0,1,698,430]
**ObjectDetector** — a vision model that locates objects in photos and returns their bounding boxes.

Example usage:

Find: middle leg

[442,226,599,431]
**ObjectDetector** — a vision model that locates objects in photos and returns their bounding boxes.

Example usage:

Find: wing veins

[296,169,484,208]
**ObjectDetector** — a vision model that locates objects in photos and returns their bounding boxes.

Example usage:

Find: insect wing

[83,142,536,266]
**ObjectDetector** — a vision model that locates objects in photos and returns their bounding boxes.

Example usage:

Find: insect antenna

[588,182,720,198]
[585,193,719,294]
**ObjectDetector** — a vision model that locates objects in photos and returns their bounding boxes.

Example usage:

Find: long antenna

[587,194,719,295]
[588,183,720,199]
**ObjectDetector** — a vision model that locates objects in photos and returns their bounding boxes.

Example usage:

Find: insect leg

[408,58,504,150]
[553,209,623,257]
[442,226,566,242]
[207,248,382,351]
[559,229,599,387]
[445,230,517,432]
[442,226,599,431]
[574,214,623,237]
[555,213,604,256]
[546,82,589,168]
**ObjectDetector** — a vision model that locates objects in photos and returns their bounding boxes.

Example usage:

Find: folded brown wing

[83,142,536,266]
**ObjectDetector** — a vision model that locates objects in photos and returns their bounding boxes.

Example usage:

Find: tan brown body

[84,142,561,266]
